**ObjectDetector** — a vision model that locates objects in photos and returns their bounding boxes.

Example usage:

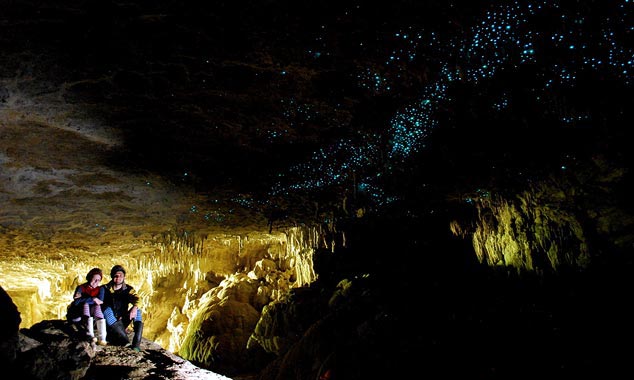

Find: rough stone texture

[180,297,261,376]
[6,318,231,380]
[17,320,96,380]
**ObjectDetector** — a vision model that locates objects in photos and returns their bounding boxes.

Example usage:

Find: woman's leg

[82,303,91,317]
[82,303,95,341]
[91,305,107,345]
[91,304,104,320]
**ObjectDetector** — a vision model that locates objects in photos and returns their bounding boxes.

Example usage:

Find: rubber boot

[130,321,143,351]
[109,320,130,345]
[96,318,108,346]
[86,317,96,342]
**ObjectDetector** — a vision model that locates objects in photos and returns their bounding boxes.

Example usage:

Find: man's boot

[108,320,130,345]
[130,321,143,351]
[96,318,108,346]
[86,317,96,343]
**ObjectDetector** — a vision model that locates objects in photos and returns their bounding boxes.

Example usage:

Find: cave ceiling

[1,0,632,254]
[0,0,379,240]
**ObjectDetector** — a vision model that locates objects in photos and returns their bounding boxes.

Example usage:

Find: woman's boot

[86,317,96,343]
[96,318,108,346]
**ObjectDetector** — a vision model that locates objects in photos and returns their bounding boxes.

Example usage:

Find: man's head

[110,265,126,285]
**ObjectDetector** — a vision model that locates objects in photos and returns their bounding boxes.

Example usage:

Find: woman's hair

[86,267,103,282]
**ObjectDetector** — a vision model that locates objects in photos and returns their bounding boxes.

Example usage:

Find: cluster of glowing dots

[355,29,432,95]
[269,97,338,143]
[275,1,633,204]
[389,99,436,158]
[271,139,377,194]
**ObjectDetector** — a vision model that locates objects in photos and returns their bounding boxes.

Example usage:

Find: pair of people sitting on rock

[67,265,143,351]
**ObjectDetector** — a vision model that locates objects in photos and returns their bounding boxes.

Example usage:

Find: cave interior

[1,1,633,378]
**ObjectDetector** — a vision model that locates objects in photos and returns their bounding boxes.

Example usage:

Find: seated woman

[66,267,108,345]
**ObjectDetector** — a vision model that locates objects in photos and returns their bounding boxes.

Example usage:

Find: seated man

[102,265,144,351]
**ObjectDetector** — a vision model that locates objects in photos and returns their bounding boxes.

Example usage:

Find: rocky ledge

[13,319,230,380]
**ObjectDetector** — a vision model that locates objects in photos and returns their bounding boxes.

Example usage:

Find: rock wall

[450,155,633,272]
[1,224,323,377]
